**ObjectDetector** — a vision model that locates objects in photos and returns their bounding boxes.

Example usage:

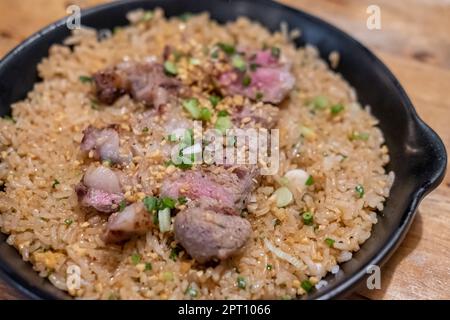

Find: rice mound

[0,9,393,299]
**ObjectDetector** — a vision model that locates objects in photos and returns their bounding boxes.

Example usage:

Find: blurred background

[0,0,449,300]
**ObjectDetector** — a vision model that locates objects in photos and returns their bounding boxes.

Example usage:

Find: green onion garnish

[182,98,201,119]
[143,196,157,212]
[160,197,176,210]
[199,107,212,121]
[131,253,141,265]
[305,175,314,186]
[79,75,92,83]
[215,115,232,134]
[142,127,149,133]
[2,115,16,123]
[217,110,229,117]
[64,219,73,226]
[178,196,188,205]
[52,179,60,189]
[237,276,246,289]
[163,61,178,76]
[185,286,198,298]
[312,96,328,110]
[141,10,154,22]
[169,247,180,261]
[217,42,236,55]
[325,238,335,248]
[355,184,365,198]
[271,46,281,59]
[179,12,193,22]
[350,131,370,141]
[266,264,273,271]
[255,92,264,100]
[231,54,246,72]
[242,74,252,87]
[209,95,221,108]
[118,200,127,212]
[330,104,345,115]
[301,279,313,292]
[144,262,152,271]
[250,63,260,71]
[302,211,314,226]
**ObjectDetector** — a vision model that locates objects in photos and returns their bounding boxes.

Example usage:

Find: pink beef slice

[218,49,296,104]
[93,61,182,107]
[160,166,259,215]
[173,207,252,263]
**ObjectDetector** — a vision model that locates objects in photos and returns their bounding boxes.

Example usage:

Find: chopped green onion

[250,63,260,71]
[108,293,119,300]
[64,219,73,226]
[271,46,281,59]
[142,127,149,133]
[158,208,171,233]
[330,104,345,115]
[160,197,176,210]
[163,61,178,76]
[199,107,212,122]
[355,184,365,198]
[2,115,16,123]
[312,96,328,110]
[300,126,316,139]
[179,12,193,22]
[209,95,221,108]
[305,175,314,186]
[325,238,335,248]
[274,187,293,207]
[162,271,173,281]
[255,92,264,100]
[231,54,246,72]
[185,286,198,298]
[131,253,141,265]
[217,110,229,117]
[102,159,112,167]
[302,211,314,226]
[280,295,292,300]
[52,179,60,189]
[301,279,314,293]
[350,131,370,141]
[266,264,273,271]
[79,75,92,83]
[144,262,152,271]
[169,246,180,261]
[215,115,232,134]
[274,218,282,227]
[237,276,246,289]
[165,159,192,170]
[210,50,219,59]
[90,100,99,110]
[143,196,157,212]
[141,10,154,22]
[242,74,252,87]
[167,133,178,142]
[118,200,126,212]
[217,42,235,55]
[189,57,200,65]
[178,196,188,205]
[182,98,201,119]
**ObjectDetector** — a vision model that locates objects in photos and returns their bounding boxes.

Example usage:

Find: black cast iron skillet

[0,0,446,300]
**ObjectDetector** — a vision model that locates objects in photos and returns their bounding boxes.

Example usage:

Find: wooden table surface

[0,0,449,300]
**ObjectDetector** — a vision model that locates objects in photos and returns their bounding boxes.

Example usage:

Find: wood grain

[0,0,449,300]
